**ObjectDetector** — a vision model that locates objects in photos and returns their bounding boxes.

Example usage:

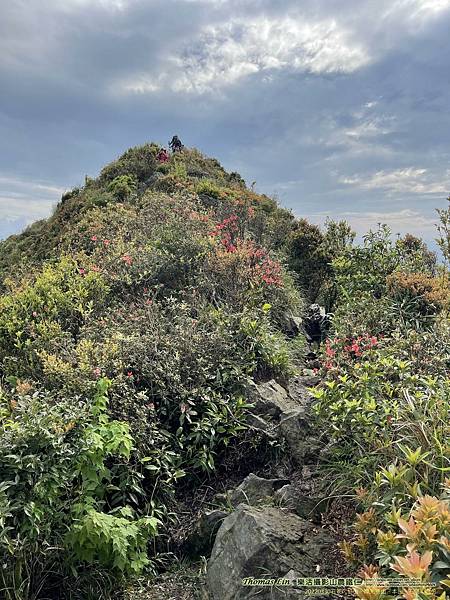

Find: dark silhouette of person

[303,304,329,346]
[169,135,183,152]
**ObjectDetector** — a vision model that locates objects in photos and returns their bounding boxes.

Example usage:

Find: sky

[1,0,450,247]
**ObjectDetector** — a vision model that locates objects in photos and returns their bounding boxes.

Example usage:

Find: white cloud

[309,208,438,237]
[344,118,393,140]
[382,0,450,28]
[121,15,370,94]
[0,176,65,196]
[0,175,64,222]
[398,0,450,18]
[61,0,129,9]
[340,168,450,195]
[0,197,54,221]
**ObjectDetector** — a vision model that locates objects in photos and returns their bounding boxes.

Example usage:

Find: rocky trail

[132,372,353,600]
[204,375,347,599]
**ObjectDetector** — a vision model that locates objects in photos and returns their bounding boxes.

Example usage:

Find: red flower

[91,235,98,241]
[127,371,133,377]
[121,254,132,266]
[103,239,110,246]
[78,268,86,275]
[351,343,361,356]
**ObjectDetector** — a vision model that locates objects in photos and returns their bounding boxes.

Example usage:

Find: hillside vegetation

[0,143,449,600]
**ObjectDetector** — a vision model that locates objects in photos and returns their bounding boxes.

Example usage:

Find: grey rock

[229,473,290,507]
[278,409,320,465]
[184,509,228,556]
[287,378,314,407]
[274,486,327,522]
[207,505,334,599]
[273,484,297,509]
[245,379,322,467]
[283,313,303,338]
[245,412,277,439]
[246,380,299,419]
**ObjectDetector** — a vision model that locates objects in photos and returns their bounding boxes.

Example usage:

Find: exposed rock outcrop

[204,373,336,600]
[207,505,334,599]
[245,377,318,466]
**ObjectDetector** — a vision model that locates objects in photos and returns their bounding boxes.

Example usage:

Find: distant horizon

[0,140,446,256]
[1,1,450,248]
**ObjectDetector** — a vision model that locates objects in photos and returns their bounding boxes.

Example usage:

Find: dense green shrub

[0,379,159,599]
[330,226,440,337]
[98,144,159,184]
[0,257,108,379]
[313,340,450,494]
[107,175,137,202]
[386,271,450,316]
[313,215,450,597]
[287,219,332,302]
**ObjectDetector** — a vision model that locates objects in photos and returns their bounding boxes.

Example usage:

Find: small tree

[437,197,450,266]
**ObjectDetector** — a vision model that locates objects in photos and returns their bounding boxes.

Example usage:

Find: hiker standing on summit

[169,135,183,152]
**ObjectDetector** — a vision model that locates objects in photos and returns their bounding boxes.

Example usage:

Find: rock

[282,313,303,338]
[207,505,334,599]
[245,380,321,467]
[278,409,321,465]
[297,374,321,387]
[229,474,290,507]
[274,486,326,522]
[288,377,312,408]
[184,509,228,556]
[246,380,299,419]
[245,412,277,438]
[273,484,297,509]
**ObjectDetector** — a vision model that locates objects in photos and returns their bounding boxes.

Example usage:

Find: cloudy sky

[1,0,450,246]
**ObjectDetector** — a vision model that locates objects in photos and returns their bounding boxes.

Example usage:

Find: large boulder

[207,505,334,599]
